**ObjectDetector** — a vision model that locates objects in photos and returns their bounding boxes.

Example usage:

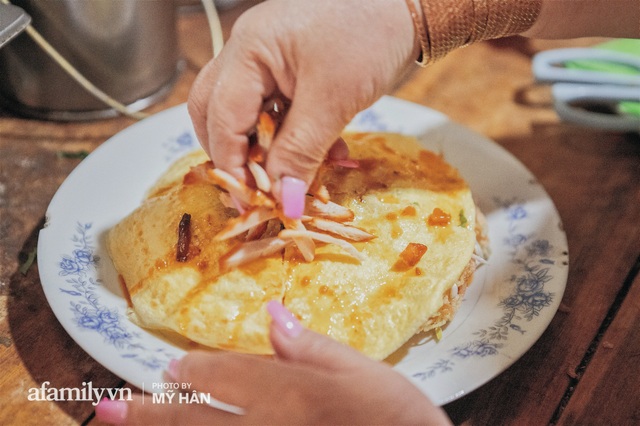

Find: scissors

[532,47,640,132]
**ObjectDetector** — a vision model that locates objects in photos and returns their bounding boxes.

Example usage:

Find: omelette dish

[107,132,489,361]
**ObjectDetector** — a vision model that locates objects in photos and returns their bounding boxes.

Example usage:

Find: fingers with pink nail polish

[266,300,371,372]
[267,300,303,338]
[165,358,180,381]
[280,176,307,219]
[95,398,128,425]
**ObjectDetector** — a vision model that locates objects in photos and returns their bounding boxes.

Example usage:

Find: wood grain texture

[407,38,640,425]
[1,3,639,425]
[558,269,640,426]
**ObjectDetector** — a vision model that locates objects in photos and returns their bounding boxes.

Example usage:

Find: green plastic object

[566,39,640,117]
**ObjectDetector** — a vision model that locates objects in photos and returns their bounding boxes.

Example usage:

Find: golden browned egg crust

[108,132,479,360]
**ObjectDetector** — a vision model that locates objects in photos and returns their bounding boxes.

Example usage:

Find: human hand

[95,301,451,425]
[188,0,418,217]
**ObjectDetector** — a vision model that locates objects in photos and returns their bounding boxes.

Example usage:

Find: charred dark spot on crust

[177,213,192,262]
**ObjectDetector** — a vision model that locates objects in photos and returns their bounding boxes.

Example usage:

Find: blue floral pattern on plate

[162,130,197,162]
[53,127,195,372]
[39,98,568,404]
[412,197,557,380]
[348,98,567,402]
[58,223,175,370]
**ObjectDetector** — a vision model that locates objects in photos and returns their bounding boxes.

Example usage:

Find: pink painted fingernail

[331,159,360,168]
[281,176,306,219]
[166,358,180,381]
[95,398,128,425]
[267,300,303,338]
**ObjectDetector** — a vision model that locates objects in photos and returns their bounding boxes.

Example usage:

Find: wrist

[404,0,429,66]
[406,0,542,66]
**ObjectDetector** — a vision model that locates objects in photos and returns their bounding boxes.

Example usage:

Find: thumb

[266,95,352,213]
[266,301,371,372]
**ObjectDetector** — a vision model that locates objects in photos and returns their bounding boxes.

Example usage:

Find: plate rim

[37,96,569,406]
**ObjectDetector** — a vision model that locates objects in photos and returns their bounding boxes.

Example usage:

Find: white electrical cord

[202,0,225,58]
[1,0,225,120]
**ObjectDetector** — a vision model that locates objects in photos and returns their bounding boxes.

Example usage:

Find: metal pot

[0,0,180,120]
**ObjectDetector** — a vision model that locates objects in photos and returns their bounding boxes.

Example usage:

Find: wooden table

[1,4,638,425]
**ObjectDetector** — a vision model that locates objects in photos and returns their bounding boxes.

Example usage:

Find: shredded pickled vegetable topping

[205,96,373,269]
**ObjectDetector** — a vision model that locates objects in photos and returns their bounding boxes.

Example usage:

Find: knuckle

[269,127,334,180]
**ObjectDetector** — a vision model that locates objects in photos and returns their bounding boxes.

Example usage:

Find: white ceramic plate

[38,96,568,406]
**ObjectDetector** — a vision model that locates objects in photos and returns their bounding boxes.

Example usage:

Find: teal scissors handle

[532,48,640,86]
[532,48,640,132]
[552,83,640,132]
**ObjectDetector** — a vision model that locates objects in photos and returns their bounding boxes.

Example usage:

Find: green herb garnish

[19,247,37,275]
[57,150,90,159]
[459,210,468,227]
